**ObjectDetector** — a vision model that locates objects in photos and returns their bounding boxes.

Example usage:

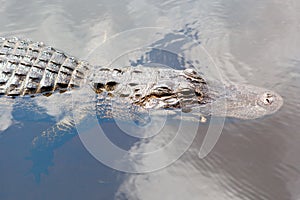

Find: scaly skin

[0,37,89,96]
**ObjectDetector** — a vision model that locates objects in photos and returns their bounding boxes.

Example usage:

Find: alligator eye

[263,93,274,105]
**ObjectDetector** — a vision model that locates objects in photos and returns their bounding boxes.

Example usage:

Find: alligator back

[0,37,90,97]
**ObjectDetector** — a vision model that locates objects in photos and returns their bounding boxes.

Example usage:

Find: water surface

[0,0,299,200]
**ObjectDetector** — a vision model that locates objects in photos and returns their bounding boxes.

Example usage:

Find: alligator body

[0,37,283,120]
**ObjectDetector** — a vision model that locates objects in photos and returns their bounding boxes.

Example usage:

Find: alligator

[0,36,283,118]
[0,36,283,180]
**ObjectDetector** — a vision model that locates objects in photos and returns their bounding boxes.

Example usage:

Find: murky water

[0,0,299,200]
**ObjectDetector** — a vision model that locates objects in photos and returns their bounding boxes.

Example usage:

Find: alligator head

[208,83,284,120]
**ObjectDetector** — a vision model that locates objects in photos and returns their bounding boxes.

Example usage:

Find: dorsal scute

[0,37,90,97]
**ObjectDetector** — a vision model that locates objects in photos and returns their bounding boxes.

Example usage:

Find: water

[0,0,299,199]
